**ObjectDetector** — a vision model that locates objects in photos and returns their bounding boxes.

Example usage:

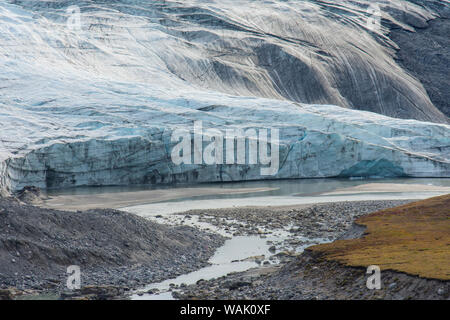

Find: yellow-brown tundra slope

[309,194,450,280]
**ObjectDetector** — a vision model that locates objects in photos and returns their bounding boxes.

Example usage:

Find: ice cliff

[0,0,449,192]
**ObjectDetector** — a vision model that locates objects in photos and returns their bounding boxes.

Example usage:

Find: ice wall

[0,1,449,192]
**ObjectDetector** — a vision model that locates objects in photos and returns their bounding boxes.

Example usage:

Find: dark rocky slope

[5,0,449,122]
[0,197,224,293]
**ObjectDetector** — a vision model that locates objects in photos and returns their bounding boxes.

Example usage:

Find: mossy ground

[309,194,450,280]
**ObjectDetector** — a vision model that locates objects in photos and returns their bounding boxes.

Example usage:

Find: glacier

[0,0,449,193]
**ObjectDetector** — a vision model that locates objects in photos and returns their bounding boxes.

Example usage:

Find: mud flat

[39,180,450,214]
[175,250,448,300]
